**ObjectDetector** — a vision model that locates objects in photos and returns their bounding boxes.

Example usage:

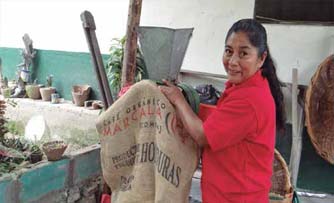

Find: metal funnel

[138,26,194,82]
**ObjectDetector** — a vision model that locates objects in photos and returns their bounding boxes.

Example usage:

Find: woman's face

[223,31,266,85]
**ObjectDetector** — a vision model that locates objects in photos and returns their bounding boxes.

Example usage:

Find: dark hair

[225,19,286,131]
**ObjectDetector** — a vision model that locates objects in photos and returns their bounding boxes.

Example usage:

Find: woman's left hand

[158,79,185,105]
[159,79,208,147]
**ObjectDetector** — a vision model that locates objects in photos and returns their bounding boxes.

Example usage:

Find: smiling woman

[160,19,286,203]
[223,31,266,85]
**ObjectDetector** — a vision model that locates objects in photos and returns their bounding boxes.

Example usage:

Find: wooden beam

[121,0,142,87]
[81,11,114,108]
[289,68,305,187]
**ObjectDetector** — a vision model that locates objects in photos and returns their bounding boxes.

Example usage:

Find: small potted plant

[25,79,43,99]
[39,75,56,101]
[0,77,12,98]
[42,140,67,161]
[29,144,43,164]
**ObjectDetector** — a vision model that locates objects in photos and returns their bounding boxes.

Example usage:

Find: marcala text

[101,97,167,136]
[112,142,181,188]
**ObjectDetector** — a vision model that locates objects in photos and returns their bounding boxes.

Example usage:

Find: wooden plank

[121,0,142,87]
[81,11,114,108]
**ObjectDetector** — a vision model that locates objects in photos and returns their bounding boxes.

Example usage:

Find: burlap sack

[96,80,199,203]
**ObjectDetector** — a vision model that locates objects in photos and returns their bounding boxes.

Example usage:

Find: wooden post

[289,68,305,187]
[121,0,142,88]
[81,11,114,108]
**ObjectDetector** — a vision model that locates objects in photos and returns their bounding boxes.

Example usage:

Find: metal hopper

[138,26,194,82]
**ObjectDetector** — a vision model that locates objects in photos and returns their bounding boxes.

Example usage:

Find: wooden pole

[121,0,142,88]
[289,68,305,187]
[81,11,114,108]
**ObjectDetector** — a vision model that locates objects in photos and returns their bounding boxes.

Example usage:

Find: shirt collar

[224,70,265,93]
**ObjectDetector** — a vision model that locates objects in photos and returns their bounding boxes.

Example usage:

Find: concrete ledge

[71,144,101,185]
[20,159,70,201]
[0,145,102,203]
[5,98,101,149]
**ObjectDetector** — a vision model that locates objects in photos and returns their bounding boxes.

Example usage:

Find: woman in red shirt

[160,19,285,203]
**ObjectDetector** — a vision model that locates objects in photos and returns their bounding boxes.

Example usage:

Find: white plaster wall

[0,0,333,85]
[0,0,128,54]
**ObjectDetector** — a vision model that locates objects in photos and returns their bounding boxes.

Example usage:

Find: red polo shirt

[201,70,275,203]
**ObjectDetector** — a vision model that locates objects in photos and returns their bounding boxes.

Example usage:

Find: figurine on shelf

[17,34,37,81]
[12,34,37,98]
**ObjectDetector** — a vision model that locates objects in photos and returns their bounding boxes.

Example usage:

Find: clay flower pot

[28,144,43,164]
[1,88,11,98]
[42,140,67,161]
[39,87,56,101]
[26,84,41,99]
[29,152,43,164]
[72,85,91,106]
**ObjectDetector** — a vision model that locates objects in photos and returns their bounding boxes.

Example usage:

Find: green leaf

[106,35,147,88]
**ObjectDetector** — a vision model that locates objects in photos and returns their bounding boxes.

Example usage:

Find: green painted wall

[19,159,69,201]
[0,47,21,80]
[73,148,102,184]
[0,47,110,100]
[0,177,12,203]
